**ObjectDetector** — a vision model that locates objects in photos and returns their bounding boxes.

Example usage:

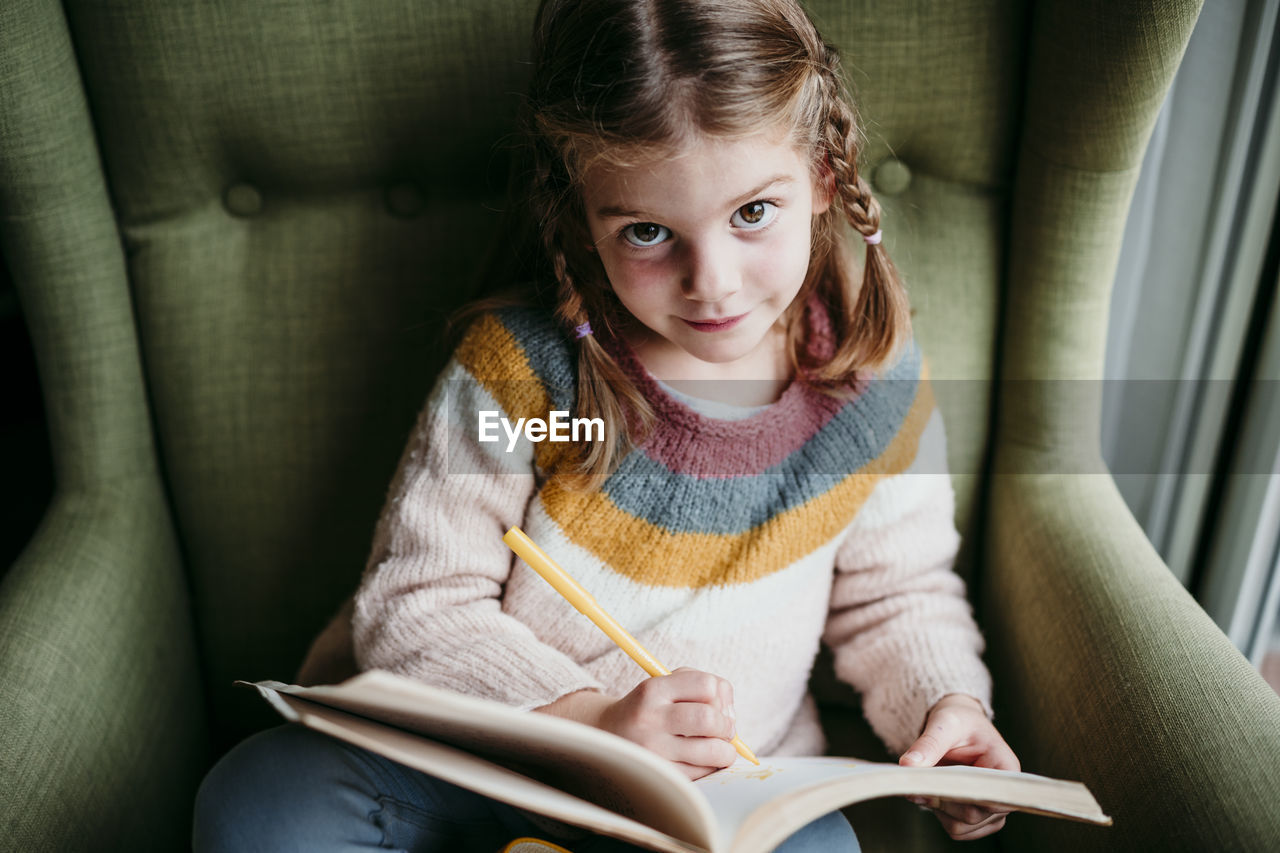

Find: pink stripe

[640,382,843,477]
[602,299,854,478]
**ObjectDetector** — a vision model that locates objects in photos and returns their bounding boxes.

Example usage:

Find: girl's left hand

[898,693,1020,841]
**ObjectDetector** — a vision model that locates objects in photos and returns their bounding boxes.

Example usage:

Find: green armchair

[3,0,1278,850]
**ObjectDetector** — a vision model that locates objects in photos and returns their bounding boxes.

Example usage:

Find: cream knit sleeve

[822,403,994,757]
[352,357,604,710]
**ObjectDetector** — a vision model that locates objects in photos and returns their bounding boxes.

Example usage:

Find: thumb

[899,716,955,767]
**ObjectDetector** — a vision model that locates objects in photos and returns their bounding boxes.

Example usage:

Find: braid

[547,240,654,491]
[510,120,656,492]
[812,48,911,379]
[819,54,875,235]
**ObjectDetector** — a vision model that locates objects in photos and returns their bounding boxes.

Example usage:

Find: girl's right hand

[535,667,739,780]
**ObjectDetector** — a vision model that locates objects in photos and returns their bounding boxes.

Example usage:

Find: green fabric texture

[5,0,1277,850]
[983,0,1280,850]
[59,0,533,749]
[0,0,206,850]
[988,475,1280,852]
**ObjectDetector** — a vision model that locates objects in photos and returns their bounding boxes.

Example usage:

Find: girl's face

[583,130,830,379]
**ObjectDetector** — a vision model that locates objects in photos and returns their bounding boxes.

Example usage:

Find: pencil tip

[733,737,760,765]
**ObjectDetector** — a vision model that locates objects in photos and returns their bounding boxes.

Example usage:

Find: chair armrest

[1,0,210,844]
[0,479,207,851]
[984,471,1280,851]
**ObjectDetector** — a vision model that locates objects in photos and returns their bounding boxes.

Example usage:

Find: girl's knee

[196,725,339,809]
[193,724,383,852]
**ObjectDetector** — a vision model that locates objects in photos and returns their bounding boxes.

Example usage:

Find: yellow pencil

[503,526,760,766]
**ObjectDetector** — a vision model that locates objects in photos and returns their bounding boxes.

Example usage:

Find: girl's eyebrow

[593,174,796,221]
[726,175,794,210]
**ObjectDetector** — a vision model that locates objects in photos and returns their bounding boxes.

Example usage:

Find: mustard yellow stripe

[541,372,938,588]
[456,313,544,412]
[455,313,567,469]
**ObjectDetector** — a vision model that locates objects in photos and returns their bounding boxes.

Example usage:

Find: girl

[195,0,1019,849]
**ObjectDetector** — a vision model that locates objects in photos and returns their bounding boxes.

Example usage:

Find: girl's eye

[731,200,777,230]
[622,222,671,247]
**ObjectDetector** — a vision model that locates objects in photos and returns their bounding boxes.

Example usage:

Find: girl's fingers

[668,700,736,739]
[940,811,1007,841]
[673,760,724,781]
[933,799,1002,826]
[900,716,960,767]
[974,738,1022,773]
[915,797,1007,840]
[717,678,735,721]
[670,734,738,771]
[665,668,734,709]
[897,701,1019,840]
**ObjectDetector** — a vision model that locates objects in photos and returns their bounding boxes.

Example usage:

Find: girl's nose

[682,242,739,303]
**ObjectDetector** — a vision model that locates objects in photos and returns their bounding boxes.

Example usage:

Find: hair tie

[574,321,593,340]
[863,229,883,246]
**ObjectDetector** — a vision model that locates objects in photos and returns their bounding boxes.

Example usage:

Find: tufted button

[871,158,912,196]
[385,183,426,218]
[223,183,263,217]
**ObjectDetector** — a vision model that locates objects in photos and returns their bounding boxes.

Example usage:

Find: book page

[249,675,1108,853]
[693,757,1111,853]
[251,673,717,850]
[263,691,705,853]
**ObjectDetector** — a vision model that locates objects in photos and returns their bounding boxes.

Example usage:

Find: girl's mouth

[682,312,748,332]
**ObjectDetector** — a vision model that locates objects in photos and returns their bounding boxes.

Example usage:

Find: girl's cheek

[777,220,814,273]
[610,254,673,292]
[752,226,808,274]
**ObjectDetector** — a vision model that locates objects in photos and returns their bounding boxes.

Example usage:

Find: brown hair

[469,0,911,490]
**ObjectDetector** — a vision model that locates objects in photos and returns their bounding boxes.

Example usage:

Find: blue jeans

[194,724,860,852]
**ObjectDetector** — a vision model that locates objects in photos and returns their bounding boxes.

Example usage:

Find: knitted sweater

[352,306,992,758]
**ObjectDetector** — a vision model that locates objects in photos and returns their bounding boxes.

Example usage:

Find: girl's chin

[634,320,775,368]
[676,337,764,365]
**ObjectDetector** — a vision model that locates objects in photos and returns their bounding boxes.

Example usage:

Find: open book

[247,671,1110,853]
